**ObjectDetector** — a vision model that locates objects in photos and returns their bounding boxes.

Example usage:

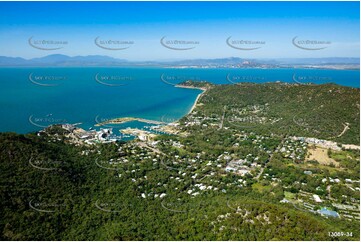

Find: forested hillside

[0,131,359,240]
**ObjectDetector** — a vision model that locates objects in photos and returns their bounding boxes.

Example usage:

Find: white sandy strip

[175,85,207,115]
[188,91,205,115]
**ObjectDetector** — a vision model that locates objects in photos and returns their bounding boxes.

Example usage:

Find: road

[137,141,165,155]
[219,105,227,129]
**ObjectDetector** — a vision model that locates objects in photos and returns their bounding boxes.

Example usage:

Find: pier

[95,117,166,127]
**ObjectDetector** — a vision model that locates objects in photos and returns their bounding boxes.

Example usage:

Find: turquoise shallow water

[0,67,359,134]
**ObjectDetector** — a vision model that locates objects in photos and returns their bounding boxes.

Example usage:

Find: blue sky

[0,1,359,60]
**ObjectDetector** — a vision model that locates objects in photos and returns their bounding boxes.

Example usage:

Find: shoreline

[174,84,208,115]
[188,92,203,115]
[95,84,208,128]
[155,85,208,135]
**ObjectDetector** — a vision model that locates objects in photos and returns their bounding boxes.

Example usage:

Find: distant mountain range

[0,54,359,69]
[0,54,128,66]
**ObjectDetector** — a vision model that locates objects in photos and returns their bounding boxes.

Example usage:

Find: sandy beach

[174,84,207,115]
[156,85,208,135]
[188,90,205,115]
[95,84,208,136]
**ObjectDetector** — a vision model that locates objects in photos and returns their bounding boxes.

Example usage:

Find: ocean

[0,67,359,134]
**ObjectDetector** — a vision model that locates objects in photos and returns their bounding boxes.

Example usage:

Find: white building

[313,194,322,203]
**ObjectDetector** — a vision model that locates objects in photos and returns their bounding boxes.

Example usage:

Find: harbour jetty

[96,81,210,131]
[95,117,166,127]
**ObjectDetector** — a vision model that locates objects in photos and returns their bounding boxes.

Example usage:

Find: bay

[0,67,359,134]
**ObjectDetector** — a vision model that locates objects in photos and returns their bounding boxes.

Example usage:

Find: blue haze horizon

[0,67,359,134]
